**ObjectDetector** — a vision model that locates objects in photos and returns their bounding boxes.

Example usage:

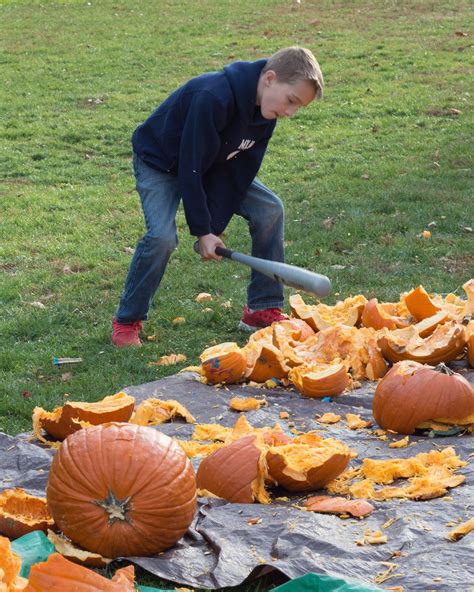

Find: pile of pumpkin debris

[0,281,473,591]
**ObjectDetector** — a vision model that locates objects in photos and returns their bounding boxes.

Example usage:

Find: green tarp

[11,531,381,591]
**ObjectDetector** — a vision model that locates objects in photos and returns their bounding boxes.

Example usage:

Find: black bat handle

[215,246,233,259]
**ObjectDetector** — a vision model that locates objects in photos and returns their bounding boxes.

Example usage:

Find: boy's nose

[284,105,299,118]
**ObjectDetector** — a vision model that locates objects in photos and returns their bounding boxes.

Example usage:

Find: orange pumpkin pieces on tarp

[23,553,134,592]
[46,423,196,558]
[32,392,135,442]
[266,436,351,492]
[378,320,467,365]
[361,298,410,331]
[0,489,55,540]
[0,536,27,592]
[289,293,367,331]
[373,360,474,434]
[200,342,247,384]
[196,434,271,504]
[288,362,352,398]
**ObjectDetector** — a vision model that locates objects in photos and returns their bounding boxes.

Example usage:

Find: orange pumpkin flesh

[196,435,270,504]
[0,489,55,539]
[200,342,247,384]
[403,285,442,321]
[466,320,474,367]
[266,437,351,492]
[289,362,351,398]
[32,392,135,441]
[23,553,134,592]
[378,321,466,365]
[243,342,289,383]
[289,294,367,331]
[0,536,26,591]
[361,298,408,331]
[46,423,196,558]
[373,360,474,434]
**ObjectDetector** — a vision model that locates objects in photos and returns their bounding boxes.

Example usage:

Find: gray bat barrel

[215,247,331,298]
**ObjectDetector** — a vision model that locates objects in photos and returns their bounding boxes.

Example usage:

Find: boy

[112,46,324,347]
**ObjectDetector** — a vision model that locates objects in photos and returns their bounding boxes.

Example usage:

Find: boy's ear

[263,69,277,85]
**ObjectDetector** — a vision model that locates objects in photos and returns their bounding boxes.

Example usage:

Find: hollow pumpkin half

[243,341,289,383]
[200,342,247,384]
[378,321,466,365]
[0,488,55,540]
[266,437,351,492]
[361,298,409,331]
[403,285,442,321]
[373,360,474,434]
[32,392,135,441]
[289,362,351,398]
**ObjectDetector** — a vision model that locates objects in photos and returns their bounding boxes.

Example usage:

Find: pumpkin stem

[95,491,131,524]
[434,362,454,376]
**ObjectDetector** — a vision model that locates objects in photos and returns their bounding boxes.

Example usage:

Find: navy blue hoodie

[132,59,277,237]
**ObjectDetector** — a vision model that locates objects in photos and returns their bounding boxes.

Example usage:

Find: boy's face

[257,70,316,120]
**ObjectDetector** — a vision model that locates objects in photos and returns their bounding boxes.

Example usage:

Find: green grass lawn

[1,0,473,589]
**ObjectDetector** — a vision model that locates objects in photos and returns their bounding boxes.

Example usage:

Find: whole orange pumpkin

[373,361,474,434]
[46,423,196,558]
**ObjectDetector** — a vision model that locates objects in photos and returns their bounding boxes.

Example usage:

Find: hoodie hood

[224,59,267,123]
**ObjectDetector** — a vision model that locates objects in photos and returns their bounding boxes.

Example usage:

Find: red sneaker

[112,318,142,347]
[238,305,289,332]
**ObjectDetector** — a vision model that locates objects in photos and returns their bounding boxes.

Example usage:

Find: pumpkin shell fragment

[200,342,247,384]
[0,488,55,539]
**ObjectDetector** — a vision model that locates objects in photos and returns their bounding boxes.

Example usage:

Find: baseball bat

[194,242,331,297]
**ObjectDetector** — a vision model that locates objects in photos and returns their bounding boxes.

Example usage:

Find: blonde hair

[262,47,324,99]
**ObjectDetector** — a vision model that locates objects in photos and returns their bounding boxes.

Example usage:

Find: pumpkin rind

[373,360,474,434]
[196,435,270,503]
[23,553,134,591]
[0,489,55,540]
[32,392,135,441]
[361,298,408,331]
[403,285,442,321]
[46,423,196,558]
[289,362,351,398]
[200,342,247,384]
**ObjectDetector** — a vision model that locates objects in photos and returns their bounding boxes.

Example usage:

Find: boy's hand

[197,234,225,261]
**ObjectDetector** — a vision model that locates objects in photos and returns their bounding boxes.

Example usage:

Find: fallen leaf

[455,31,467,36]
[22,390,32,398]
[172,317,186,325]
[29,301,46,309]
[421,230,431,239]
[195,292,213,303]
[322,217,334,229]
[61,372,73,382]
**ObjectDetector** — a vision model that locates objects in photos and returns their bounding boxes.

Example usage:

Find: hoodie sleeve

[178,90,232,237]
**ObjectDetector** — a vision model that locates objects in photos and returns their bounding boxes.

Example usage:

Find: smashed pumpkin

[196,435,270,503]
[32,392,135,441]
[361,298,409,331]
[403,285,442,321]
[0,536,27,592]
[266,436,351,492]
[243,341,290,383]
[23,553,134,591]
[130,398,195,426]
[289,362,351,398]
[200,342,247,384]
[289,293,366,331]
[378,321,466,365]
[46,422,196,558]
[373,360,474,434]
[47,530,111,568]
[0,489,54,539]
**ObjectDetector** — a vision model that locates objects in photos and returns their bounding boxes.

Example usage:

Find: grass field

[1,0,473,588]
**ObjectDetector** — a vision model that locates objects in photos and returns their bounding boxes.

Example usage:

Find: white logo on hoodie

[226,138,256,160]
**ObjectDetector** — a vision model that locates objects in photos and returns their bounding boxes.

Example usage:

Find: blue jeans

[115,153,285,323]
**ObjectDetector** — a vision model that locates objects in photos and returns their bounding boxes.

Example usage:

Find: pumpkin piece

[289,294,367,331]
[373,360,474,434]
[200,342,246,384]
[304,495,374,517]
[361,298,409,331]
[272,321,310,367]
[448,517,474,541]
[465,320,474,368]
[0,489,55,540]
[243,341,290,383]
[266,437,351,492]
[192,422,233,442]
[289,362,351,398]
[196,435,270,504]
[46,423,196,558]
[378,321,467,365]
[47,531,111,568]
[0,536,25,592]
[229,397,265,412]
[23,553,134,592]
[317,413,342,424]
[462,279,474,315]
[175,440,225,459]
[414,310,449,338]
[346,414,371,430]
[130,398,195,426]
[403,285,442,321]
[283,318,316,342]
[32,392,135,442]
